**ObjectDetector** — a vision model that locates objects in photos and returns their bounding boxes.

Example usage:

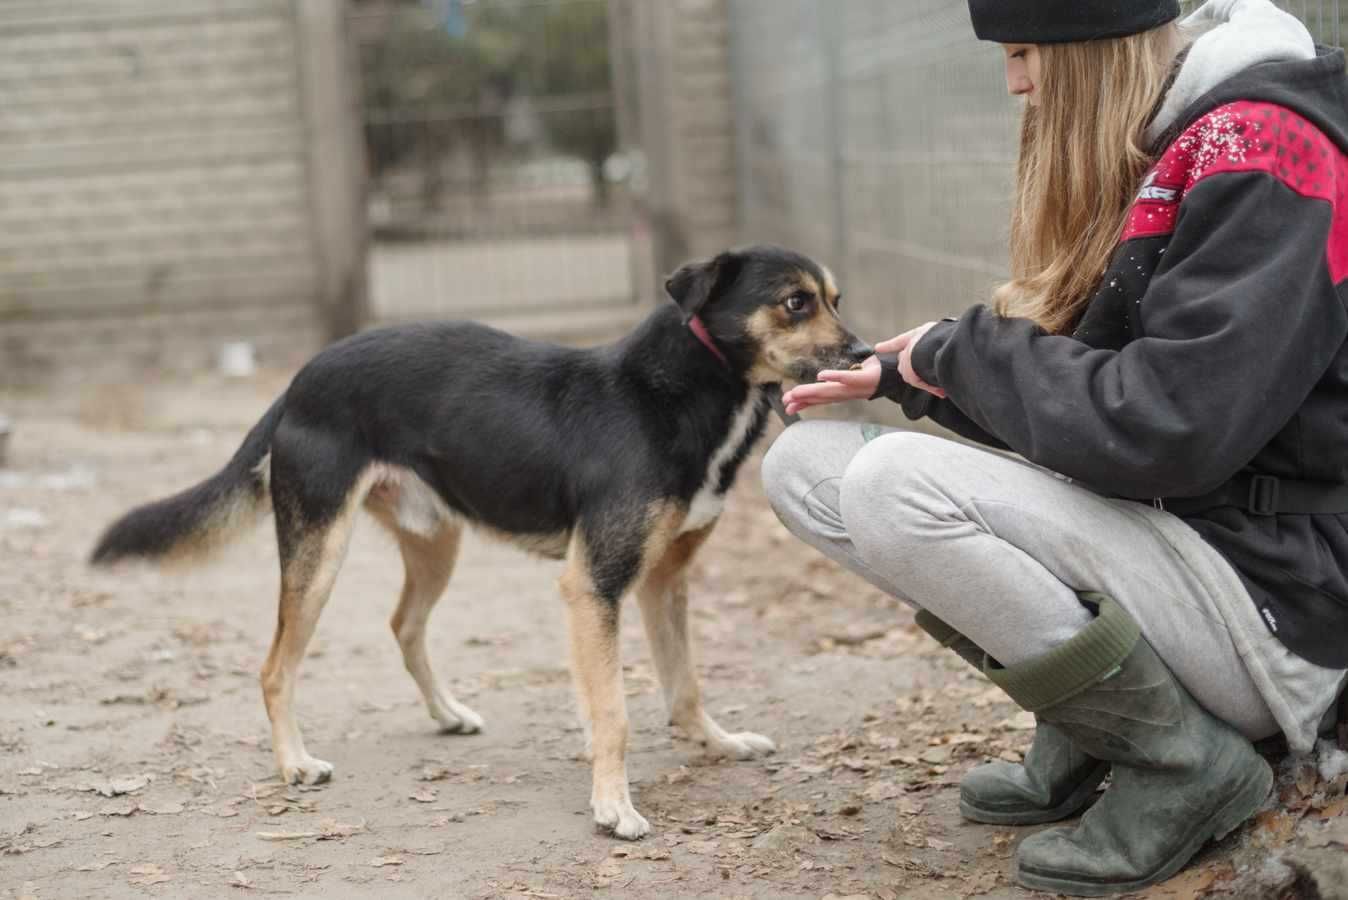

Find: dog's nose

[846,339,873,363]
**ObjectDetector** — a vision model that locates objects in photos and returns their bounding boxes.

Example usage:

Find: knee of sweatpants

[839,431,957,560]
[760,420,835,528]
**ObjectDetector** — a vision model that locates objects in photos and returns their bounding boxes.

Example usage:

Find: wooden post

[293,0,370,341]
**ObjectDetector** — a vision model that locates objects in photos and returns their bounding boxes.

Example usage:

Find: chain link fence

[729,0,1343,351]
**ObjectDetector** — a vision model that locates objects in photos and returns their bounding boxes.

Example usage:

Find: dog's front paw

[707,731,776,760]
[592,792,650,840]
[280,755,334,785]
[433,699,484,734]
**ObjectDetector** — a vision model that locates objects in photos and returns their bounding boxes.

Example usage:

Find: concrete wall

[0,0,366,385]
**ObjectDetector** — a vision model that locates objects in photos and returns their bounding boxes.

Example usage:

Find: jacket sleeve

[908,170,1346,499]
[871,353,1010,450]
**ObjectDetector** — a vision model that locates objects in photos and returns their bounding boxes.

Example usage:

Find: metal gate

[351,0,640,340]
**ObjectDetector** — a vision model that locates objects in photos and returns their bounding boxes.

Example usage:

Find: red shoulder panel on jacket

[1123,101,1347,284]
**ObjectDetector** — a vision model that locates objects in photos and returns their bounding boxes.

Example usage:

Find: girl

[762,0,1348,894]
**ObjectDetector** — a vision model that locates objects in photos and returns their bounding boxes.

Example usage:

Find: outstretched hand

[875,322,946,399]
[781,322,948,415]
[782,355,881,416]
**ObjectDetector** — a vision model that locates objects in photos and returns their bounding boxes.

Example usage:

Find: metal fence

[351,0,639,336]
[728,0,1343,355]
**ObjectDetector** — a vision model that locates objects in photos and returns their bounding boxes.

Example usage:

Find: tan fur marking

[637,525,715,726]
[160,476,271,570]
[261,468,379,784]
[637,500,689,581]
[819,265,840,307]
[560,531,649,838]
[779,269,821,305]
[744,305,854,386]
[636,524,777,761]
[382,518,484,733]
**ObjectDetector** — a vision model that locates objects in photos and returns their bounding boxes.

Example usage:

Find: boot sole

[1014,758,1273,897]
[959,761,1110,826]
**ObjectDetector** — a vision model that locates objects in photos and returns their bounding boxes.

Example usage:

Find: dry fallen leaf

[107,775,152,796]
[76,859,118,872]
[1306,817,1348,848]
[962,870,1002,896]
[1139,863,1224,898]
[593,857,624,881]
[1295,761,1320,799]
[80,774,152,798]
[1320,794,1348,819]
[862,781,903,802]
[256,830,320,842]
[319,818,365,840]
[919,747,950,765]
[128,863,171,886]
[99,801,138,817]
[1251,809,1300,848]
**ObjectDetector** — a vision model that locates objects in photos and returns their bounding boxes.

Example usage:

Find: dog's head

[665,245,871,385]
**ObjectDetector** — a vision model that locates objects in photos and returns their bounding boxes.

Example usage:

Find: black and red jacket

[890,47,1348,668]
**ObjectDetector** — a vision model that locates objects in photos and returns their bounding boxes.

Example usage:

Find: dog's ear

[665,252,744,323]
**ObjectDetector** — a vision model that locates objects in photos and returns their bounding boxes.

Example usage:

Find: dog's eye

[784,293,812,314]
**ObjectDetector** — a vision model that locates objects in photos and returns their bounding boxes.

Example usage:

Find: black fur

[91,245,867,604]
[90,397,284,564]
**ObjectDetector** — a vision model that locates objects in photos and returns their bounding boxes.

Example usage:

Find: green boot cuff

[914,608,963,648]
[985,594,1141,713]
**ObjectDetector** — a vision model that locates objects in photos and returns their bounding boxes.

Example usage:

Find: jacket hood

[1147,0,1316,144]
[1146,2,1348,156]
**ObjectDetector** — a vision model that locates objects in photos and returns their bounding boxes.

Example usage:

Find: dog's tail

[90,396,286,567]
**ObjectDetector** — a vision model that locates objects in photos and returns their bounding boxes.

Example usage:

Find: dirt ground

[3,370,1347,900]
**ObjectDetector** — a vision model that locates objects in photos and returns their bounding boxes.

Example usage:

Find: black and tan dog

[91,245,868,839]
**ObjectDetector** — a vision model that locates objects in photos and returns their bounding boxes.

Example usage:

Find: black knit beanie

[967,0,1182,44]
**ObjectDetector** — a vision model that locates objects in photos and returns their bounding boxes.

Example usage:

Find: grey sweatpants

[762,421,1347,750]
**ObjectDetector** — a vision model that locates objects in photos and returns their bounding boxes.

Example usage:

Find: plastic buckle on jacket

[1248,475,1280,516]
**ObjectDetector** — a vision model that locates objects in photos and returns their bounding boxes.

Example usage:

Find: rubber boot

[915,610,1109,826]
[985,595,1273,897]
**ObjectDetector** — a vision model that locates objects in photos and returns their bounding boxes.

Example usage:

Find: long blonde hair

[995,24,1185,334]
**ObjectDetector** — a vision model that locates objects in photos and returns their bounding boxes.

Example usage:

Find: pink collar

[688,314,730,368]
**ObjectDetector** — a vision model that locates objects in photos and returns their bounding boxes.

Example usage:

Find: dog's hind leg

[387,522,484,734]
[637,525,776,761]
[261,513,357,785]
[261,446,370,786]
[560,526,649,840]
